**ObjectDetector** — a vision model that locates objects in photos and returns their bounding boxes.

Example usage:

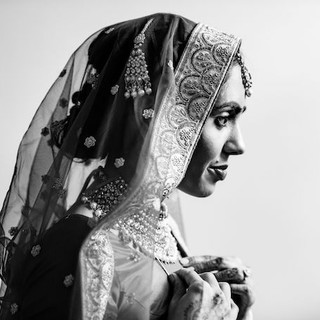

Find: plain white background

[1,1,319,319]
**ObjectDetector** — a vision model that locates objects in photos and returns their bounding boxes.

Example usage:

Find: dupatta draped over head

[0,13,246,319]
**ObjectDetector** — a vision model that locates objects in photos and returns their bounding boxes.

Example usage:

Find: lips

[208,165,228,181]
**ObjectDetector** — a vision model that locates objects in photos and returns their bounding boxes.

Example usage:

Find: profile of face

[178,63,246,197]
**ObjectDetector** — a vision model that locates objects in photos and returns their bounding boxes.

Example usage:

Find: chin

[177,179,217,198]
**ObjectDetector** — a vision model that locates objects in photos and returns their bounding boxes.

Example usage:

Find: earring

[235,51,253,97]
[124,19,154,99]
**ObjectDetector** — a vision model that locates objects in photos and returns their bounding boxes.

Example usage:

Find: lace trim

[80,226,114,320]
[114,213,178,264]
[157,24,240,196]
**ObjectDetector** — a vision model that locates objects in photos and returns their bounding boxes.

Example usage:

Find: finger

[219,282,231,306]
[180,255,223,268]
[229,299,239,319]
[180,256,246,274]
[180,255,221,266]
[180,256,224,273]
[168,273,186,300]
[175,267,203,286]
[230,283,255,307]
[200,272,219,288]
[243,267,252,281]
[214,267,246,284]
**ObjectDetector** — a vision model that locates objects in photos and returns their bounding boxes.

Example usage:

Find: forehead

[215,64,246,107]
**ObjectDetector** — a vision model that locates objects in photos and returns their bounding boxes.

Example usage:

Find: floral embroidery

[87,71,99,89]
[31,245,41,257]
[162,188,170,198]
[10,303,18,315]
[110,85,119,95]
[59,69,66,77]
[181,77,203,97]
[63,274,74,287]
[41,174,50,183]
[9,226,18,237]
[21,204,30,217]
[40,190,48,200]
[114,157,125,168]
[41,127,49,136]
[177,125,195,149]
[142,108,154,119]
[126,292,136,305]
[84,136,96,148]
[57,188,66,198]
[171,153,184,172]
[52,177,63,189]
[128,252,141,262]
[216,45,230,59]
[47,138,54,147]
[51,178,66,198]
[105,27,115,34]
[59,98,68,108]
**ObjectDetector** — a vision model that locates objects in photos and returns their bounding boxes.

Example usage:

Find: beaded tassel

[124,19,154,99]
[235,51,253,97]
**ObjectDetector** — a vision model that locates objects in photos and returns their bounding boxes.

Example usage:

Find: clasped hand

[168,256,254,320]
[168,267,238,320]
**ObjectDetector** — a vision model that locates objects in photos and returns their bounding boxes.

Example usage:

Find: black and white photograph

[0,1,319,319]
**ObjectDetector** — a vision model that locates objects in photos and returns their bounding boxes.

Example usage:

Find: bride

[0,13,254,320]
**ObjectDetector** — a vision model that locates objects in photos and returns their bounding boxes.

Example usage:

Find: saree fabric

[0,13,241,319]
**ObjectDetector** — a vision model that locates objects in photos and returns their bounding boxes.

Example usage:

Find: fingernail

[186,266,194,271]
[180,257,189,265]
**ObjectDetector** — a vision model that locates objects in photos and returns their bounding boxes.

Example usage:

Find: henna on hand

[215,267,247,283]
[183,300,209,320]
[180,255,245,274]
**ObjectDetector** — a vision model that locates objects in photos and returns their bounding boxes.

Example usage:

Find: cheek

[193,137,215,166]
[186,127,222,175]
[178,125,225,196]
[197,126,223,164]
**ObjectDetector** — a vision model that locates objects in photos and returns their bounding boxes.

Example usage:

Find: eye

[214,116,229,128]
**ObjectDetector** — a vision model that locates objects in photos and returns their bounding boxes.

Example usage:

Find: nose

[224,124,246,155]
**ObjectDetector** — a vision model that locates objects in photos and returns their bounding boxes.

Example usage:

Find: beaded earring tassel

[124,19,154,99]
[235,51,253,97]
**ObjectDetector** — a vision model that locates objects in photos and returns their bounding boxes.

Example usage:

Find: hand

[167,267,239,320]
[180,256,255,320]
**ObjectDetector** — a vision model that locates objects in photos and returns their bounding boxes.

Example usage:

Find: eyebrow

[210,102,246,116]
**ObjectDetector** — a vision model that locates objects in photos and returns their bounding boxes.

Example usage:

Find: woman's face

[178,64,246,197]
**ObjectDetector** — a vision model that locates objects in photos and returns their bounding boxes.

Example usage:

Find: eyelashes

[213,110,236,128]
[211,106,244,129]
[214,116,229,128]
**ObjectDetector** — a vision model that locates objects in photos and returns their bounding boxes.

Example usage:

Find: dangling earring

[124,19,154,99]
[235,51,253,97]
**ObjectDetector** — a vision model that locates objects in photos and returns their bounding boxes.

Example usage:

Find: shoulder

[34,214,92,264]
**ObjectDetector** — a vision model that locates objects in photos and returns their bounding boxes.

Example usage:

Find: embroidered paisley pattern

[155,24,240,196]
